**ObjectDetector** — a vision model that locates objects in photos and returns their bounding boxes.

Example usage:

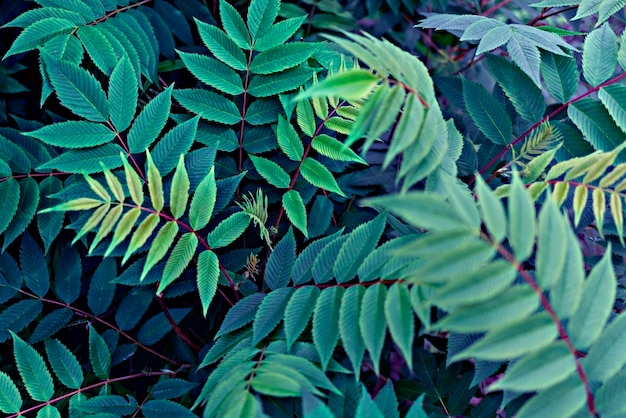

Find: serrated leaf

[127,85,173,153]
[141,221,178,281]
[0,179,19,236]
[583,23,617,86]
[300,157,345,196]
[137,308,191,345]
[508,172,536,261]
[44,338,83,390]
[4,17,77,58]
[359,284,387,376]
[37,143,124,174]
[77,25,117,75]
[103,207,141,257]
[146,151,164,211]
[250,43,320,74]
[297,69,379,101]
[3,178,39,251]
[312,134,366,164]
[152,116,198,176]
[11,332,54,402]
[151,379,199,400]
[265,228,296,289]
[122,155,144,205]
[585,309,626,382]
[253,287,293,345]
[219,0,250,49]
[195,18,247,71]
[178,51,244,95]
[109,57,138,132]
[463,79,511,145]
[385,283,414,370]
[248,66,314,97]
[312,287,344,371]
[514,376,585,418]
[282,190,307,237]
[189,167,217,230]
[0,300,42,343]
[87,258,116,316]
[122,213,160,264]
[157,232,198,294]
[339,285,365,378]
[541,51,578,103]
[249,154,290,188]
[216,292,265,337]
[29,307,72,344]
[197,250,219,317]
[207,211,250,248]
[173,89,241,125]
[25,121,115,148]
[296,98,315,137]
[277,115,304,161]
[0,371,21,413]
[247,0,280,40]
[536,196,567,289]
[20,233,49,297]
[169,155,190,219]
[475,176,506,243]
[87,204,123,253]
[44,56,109,122]
[568,248,616,350]
[284,286,320,349]
[88,325,111,379]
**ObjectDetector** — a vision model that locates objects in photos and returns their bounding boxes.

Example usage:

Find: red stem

[157,295,201,352]
[107,122,147,183]
[89,0,153,25]
[476,71,626,186]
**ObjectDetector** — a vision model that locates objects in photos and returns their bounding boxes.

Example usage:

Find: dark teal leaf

[463,79,512,145]
[87,258,117,316]
[265,228,296,289]
[137,308,192,345]
[44,338,83,389]
[20,233,49,297]
[127,85,173,154]
[253,287,293,345]
[216,292,265,337]
[0,300,42,343]
[11,332,54,402]
[152,116,199,176]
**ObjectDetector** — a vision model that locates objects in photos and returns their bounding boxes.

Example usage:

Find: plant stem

[90,0,153,25]
[157,295,201,352]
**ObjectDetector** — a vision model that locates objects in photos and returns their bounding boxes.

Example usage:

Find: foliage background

[2,0,626,417]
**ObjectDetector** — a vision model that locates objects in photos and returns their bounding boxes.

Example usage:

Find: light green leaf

[109,57,138,133]
[122,213,160,264]
[250,43,320,75]
[585,310,626,382]
[207,211,250,248]
[121,155,144,206]
[536,195,567,289]
[296,69,379,101]
[11,332,53,401]
[277,115,304,161]
[4,18,77,58]
[141,221,178,281]
[463,79,511,145]
[568,248,616,350]
[170,155,190,219]
[44,56,109,122]
[359,284,387,376]
[189,167,217,230]
[158,232,198,294]
[282,190,307,237]
[296,97,316,137]
[515,376,585,418]
[508,172,536,262]
[101,165,124,202]
[197,250,220,317]
[174,89,241,125]
[127,85,173,154]
[312,134,366,164]
[300,157,345,196]
[44,338,83,390]
[582,23,617,86]
[475,176,506,243]
[146,150,164,212]
[25,121,114,148]
[249,154,290,188]
[104,207,141,257]
[87,204,123,253]
[312,287,344,371]
[195,18,247,71]
[596,369,626,417]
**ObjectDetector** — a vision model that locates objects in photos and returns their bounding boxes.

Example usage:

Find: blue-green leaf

[127,85,173,154]
[174,89,241,125]
[44,338,83,389]
[109,57,138,133]
[208,212,250,249]
[25,121,115,148]
[4,18,77,58]
[89,325,111,380]
[216,292,265,337]
[265,228,296,290]
[282,190,308,237]
[312,287,344,371]
[11,332,54,402]
[582,23,617,87]
[463,79,511,145]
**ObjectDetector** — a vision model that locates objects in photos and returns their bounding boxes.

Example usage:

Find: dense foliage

[2,0,626,416]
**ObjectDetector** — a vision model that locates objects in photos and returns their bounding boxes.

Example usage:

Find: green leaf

[87,258,116,316]
[146,151,164,212]
[141,221,178,281]
[536,196,567,289]
[463,79,511,145]
[249,154,290,188]
[266,228,296,289]
[251,372,301,397]
[359,284,387,376]
[127,85,173,153]
[250,43,320,75]
[158,232,198,294]
[541,51,578,103]
[219,0,250,49]
[197,250,220,317]
[595,369,626,416]
[44,338,83,390]
[122,155,144,206]
[0,371,21,414]
[20,233,49,297]
[247,0,280,40]
[178,51,244,95]
[334,212,387,283]
[37,143,124,174]
[277,115,304,161]
[173,89,241,125]
[44,56,109,122]
[568,248,616,350]
[486,54,546,122]
[296,97,316,137]
[248,66,315,97]
[207,211,250,248]
[385,284,414,370]
[582,23,617,86]
[195,18,247,71]
[598,84,626,136]
[356,385,384,418]
[300,157,345,196]
[3,178,39,251]
[508,172,536,262]
[152,116,198,176]
[103,207,141,257]
[25,121,115,148]
[254,16,306,51]
[4,17,77,58]
[253,287,293,345]
[296,69,379,101]
[216,292,265,337]
[170,155,190,219]
[339,285,366,378]
[284,286,320,349]
[312,134,366,164]
[142,400,196,418]
[137,309,191,345]
[514,376,585,418]
[312,287,344,371]
[451,313,557,362]
[29,307,72,344]
[584,310,626,382]
[475,176,506,243]
[77,26,117,75]
[109,57,138,133]
[11,332,54,401]
[189,167,217,230]
[0,300,42,343]
[88,325,111,379]
[0,178,19,236]
[282,190,307,237]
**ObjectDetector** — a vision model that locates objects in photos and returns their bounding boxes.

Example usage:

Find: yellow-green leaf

[121,154,144,206]
[122,213,160,264]
[593,188,606,236]
[104,207,141,256]
[141,221,178,281]
[100,163,125,202]
[573,185,588,227]
[146,151,164,211]
[170,155,190,219]
[88,203,124,253]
